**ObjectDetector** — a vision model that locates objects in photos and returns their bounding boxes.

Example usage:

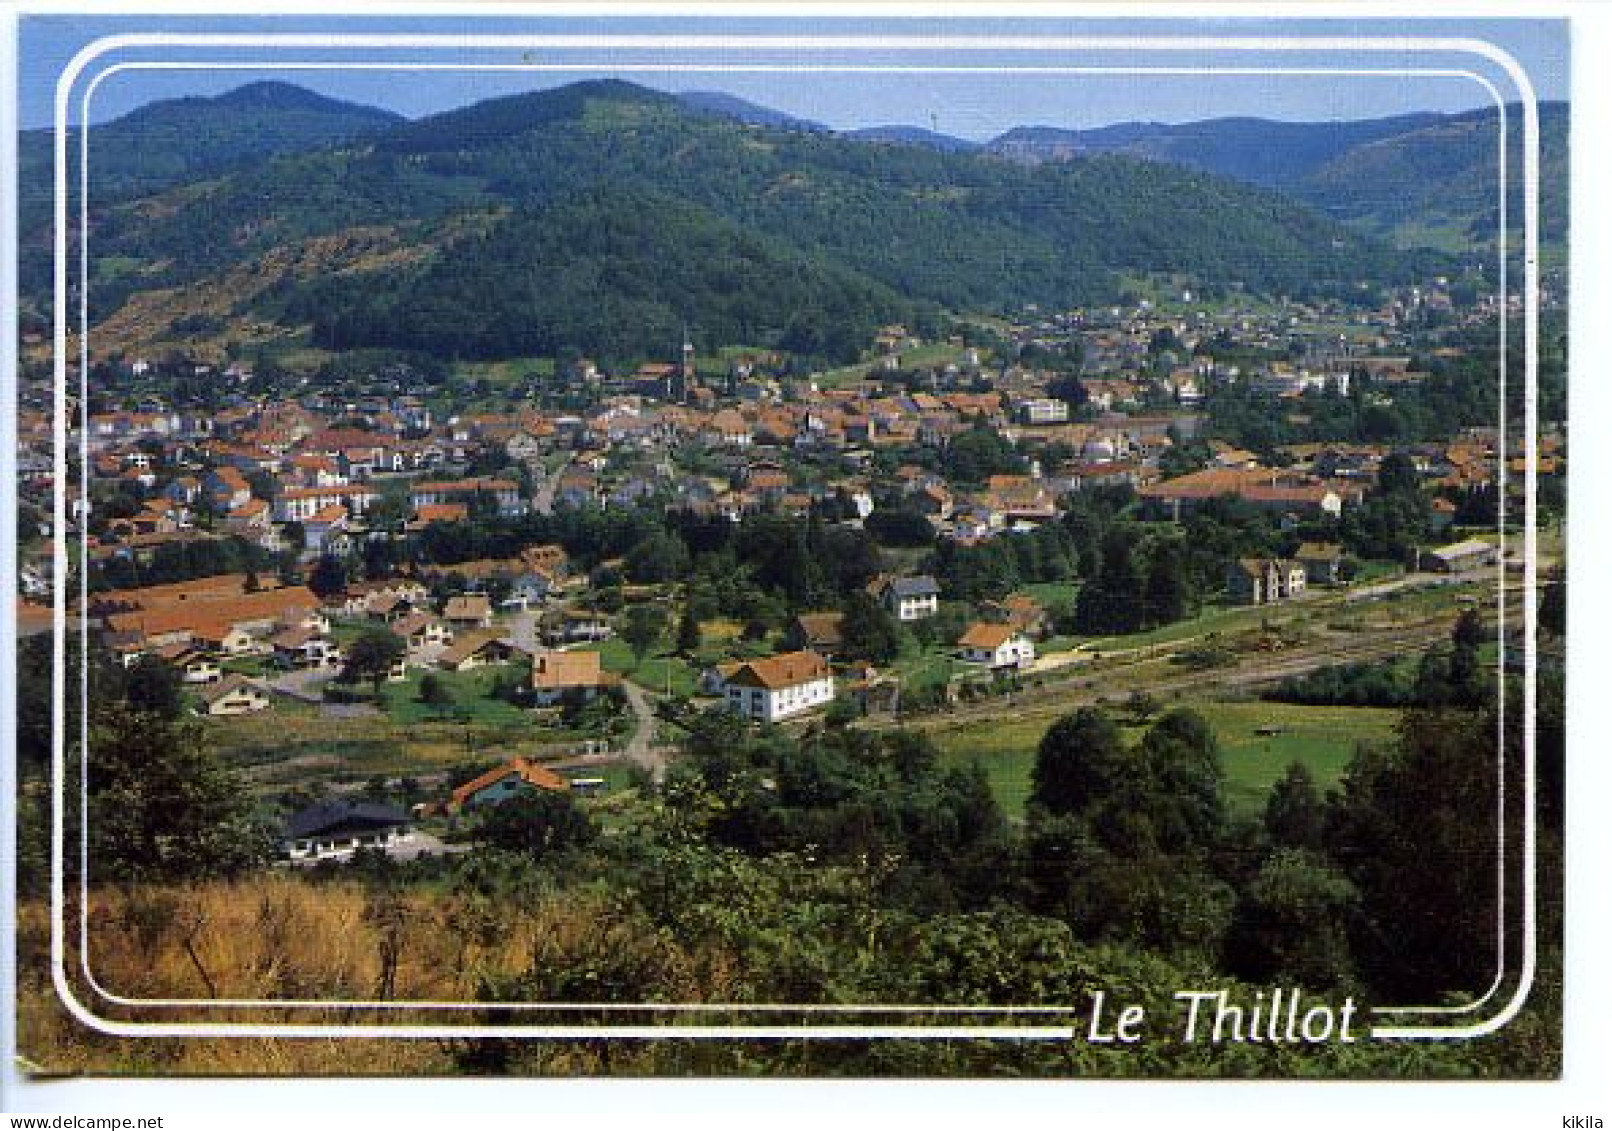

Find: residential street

[619,678,672,782]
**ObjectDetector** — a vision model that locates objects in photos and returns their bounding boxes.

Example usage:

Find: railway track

[878,592,1526,734]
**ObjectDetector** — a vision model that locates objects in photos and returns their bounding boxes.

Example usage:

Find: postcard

[0,2,1588,1113]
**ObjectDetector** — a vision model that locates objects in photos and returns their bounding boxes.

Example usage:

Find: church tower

[679,328,696,403]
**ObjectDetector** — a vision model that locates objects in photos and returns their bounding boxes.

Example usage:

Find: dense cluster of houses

[15,290,1556,739]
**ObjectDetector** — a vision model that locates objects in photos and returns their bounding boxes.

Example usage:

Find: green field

[457,355,556,384]
[580,638,698,697]
[931,699,1402,820]
[1019,581,1080,608]
[893,645,967,693]
[378,666,532,726]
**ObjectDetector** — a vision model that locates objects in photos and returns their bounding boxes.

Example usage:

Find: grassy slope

[932,698,1401,821]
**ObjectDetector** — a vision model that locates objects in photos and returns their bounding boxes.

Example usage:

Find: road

[619,678,674,782]
[531,454,571,516]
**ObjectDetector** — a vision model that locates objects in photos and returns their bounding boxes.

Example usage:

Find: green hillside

[985,103,1569,253]
[43,80,1430,366]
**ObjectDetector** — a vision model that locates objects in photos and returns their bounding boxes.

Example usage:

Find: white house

[282,800,413,863]
[723,650,835,723]
[876,575,941,622]
[957,623,1036,671]
[196,674,271,716]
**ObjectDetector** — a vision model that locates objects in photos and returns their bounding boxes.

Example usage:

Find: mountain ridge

[25,79,1446,366]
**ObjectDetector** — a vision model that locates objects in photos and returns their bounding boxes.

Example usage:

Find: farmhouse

[442,593,494,629]
[436,631,519,672]
[1138,467,1355,522]
[410,477,526,517]
[1227,558,1308,605]
[269,626,342,670]
[196,674,270,716]
[873,575,941,622]
[282,800,413,864]
[1422,539,1499,573]
[723,650,835,723]
[392,611,453,655]
[956,623,1036,670]
[154,644,222,685]
[529,649,617,705]
[449,756,571,812]
[788,612,845,659]
[1295,542,1346,585]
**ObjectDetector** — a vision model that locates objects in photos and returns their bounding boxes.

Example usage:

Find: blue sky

[20,14,1568,138]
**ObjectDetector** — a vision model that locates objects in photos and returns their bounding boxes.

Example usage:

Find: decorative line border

[50,30,1540,1041]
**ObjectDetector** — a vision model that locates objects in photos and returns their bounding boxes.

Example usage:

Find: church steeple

[677,327,696,403]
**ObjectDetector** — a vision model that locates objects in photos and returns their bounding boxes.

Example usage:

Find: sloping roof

[413,502,468,525]
[958,622,1015,650]
[442,594,493,622]
[269,625,319,650]
[793,612,844,648]
[437,630,511,667]
[1429,539,1496,561]
[530,649,614,691]
[306,504,348,526]
[725,650,830,691]
[284,799,409,840]
[1295,542,1343,561]
[449,757,570,810]
[886,575,940,599]
[107,586,320,643]
[196,673,266,704]
[392,611,444,639]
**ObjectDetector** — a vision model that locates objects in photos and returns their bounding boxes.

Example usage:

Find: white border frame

[47,30,1540,1043]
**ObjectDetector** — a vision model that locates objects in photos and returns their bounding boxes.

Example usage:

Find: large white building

[723,650,835,723]
[957,623,1036,671]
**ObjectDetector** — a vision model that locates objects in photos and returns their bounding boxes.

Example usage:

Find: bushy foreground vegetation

[16,628,1562,1076]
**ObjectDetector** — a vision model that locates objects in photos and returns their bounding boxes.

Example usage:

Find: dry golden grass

[88,225,432,362]
[17,873,741,1076]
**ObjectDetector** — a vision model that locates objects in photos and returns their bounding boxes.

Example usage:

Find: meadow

[932,698,1402,820]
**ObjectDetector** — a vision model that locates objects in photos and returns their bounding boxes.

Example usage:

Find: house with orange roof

[529,649,618,705]
[436,630,518,672]
[408,502,469,531]
[442,593,494,629]
[448,756,571,812]
[703,409,753,448]
[302,503,350,555]
[196,674,271,717]
[957,622,1035,670]
[203,466,252,511]
[410,477,525,517]
[721,650,834,723]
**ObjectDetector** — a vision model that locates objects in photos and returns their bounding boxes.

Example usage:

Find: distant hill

[843,125,982,153]
[21,80,403,202]
[39,79,1423,367]
[985,105,1568,251]
[676,90,827,132]
[1299,103,1569,249]
[17,81,406,306]
[987,113,1444,188]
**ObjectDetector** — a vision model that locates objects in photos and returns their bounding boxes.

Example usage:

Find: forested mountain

[844,125,982,153]
[277,187,911,362]
[982,104,1569,251]
[1299,103,1570,248]
[986,113,1444,188]
[19,81,404,218]
[674,90,828,132]
[40,79,1427,366]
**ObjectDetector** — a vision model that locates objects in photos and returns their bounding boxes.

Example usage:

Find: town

[14,275,1563,865]
[7,53,1573,1083]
